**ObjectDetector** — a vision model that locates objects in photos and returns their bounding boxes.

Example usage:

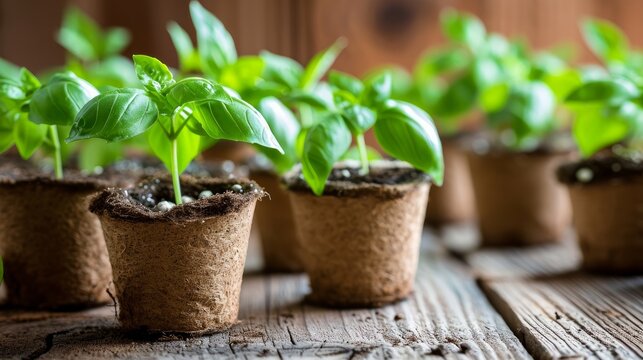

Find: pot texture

[0,176,111,309]
[568,177,643,273]
[467,150,574,246]
[426,140,476,225]
[251,170,303,272]
[90,177,262,334]
[287,164,430,307]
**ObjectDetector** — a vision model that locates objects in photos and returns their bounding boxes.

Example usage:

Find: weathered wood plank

[483,275,643,360]
[0,253,529,359]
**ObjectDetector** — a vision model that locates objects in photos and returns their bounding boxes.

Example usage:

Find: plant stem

[356,134,369,175]
[49,125,63,180]
[171,137,182,205]
[299,104,314,128]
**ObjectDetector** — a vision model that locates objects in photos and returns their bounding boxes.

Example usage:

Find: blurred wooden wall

[2,0,643,75]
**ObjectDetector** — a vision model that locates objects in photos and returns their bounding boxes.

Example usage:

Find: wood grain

[0,254,529,359]
[483,275,643,360]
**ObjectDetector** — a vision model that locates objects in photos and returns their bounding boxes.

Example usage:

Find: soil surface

[284,161,430,197]
[90,176,264,222]
[557,156,643,185]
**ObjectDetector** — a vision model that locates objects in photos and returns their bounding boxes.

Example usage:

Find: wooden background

[2,0,643,76]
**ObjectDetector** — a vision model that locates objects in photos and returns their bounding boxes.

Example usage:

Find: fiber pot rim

[283,160,432,199]
[556,156,643,186]
[0,173,110,191]
[90,176,265,224]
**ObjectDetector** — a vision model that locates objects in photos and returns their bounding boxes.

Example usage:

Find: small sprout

[155,201,176,212]
[199,190,214,199]
[181,196,195,203]
[576,168,594,182]
[231,184,244,193]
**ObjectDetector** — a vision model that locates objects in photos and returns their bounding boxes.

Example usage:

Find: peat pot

[0,176,111,309]
[467,150,574,246]
[286,162,430,308]
[90,176,262,334]
[558,157,643,273]
[426,139,476,226]
[251,169,303,272]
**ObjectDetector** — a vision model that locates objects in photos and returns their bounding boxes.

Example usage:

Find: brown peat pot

[285,162,430,308]
[558,157,643,273]
[467,149,574,246]
[0,176,111,309]
[90,176,263,334]
[426,139,476,226]
[251,169,303,272]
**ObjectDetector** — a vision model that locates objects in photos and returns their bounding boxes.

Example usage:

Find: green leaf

[78,139,123,172]
[0,58,20,82]
[256,97,300,173]
[432,73,477,119]
[566,79,638,104]
[179,97,284,152]
[260,51,303,89]
[220,56,264,91]
[543,68,583,101]
[103,28,130,57]
[165,77,223,108]
[132,55,175,93]
[300,39,346,90]
[480,82,509,113]
[374,101,444,185]
[148,119,201,173]
[581,18,629,63]
[19,68,41,94]
[85,56,138,89]
[0,79,26,101]
[342,105,375,135]
[363,73,392,108]
[511,82,556,132]
[441,9,486,51]
[301,113,352,195]
[0,127,14,153]
[328,71,364,97]
[190,0,237,78]
[67,88,159,142]
[57,7,102,61]
[167,22,200,73]
[13,115,47,159]
[29,72,99,126]
[571,103,631,157]
[284,90,334,110]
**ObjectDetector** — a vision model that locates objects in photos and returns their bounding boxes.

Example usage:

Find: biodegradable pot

[558,158,643,273]
[286,163,430,307]
[426,139,476,226]
[0,176,111,309]
[251,169,303,272]
[467,150,574,246]
[90,177,262,334]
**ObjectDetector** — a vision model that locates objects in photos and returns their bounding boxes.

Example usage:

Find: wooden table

[1,227,641,359]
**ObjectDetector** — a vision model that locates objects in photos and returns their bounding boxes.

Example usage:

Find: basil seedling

[0,68,99,178]
[67,55,283,205]
[297,71,443,195]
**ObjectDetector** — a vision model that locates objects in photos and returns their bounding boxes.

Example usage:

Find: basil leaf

[13,115,47,159]
[57,7,102,61]
[328,71,363,97]
[103,28,130,57]
[190,0,237,77]
[571,103,631,157]
[363,73,392,108]
[19,68,41,94]
[374,100,444,185]
[167,22,200,73]
[441,10,486,51]
[285,90,334,110]
[301,113,351,195]
[165,77,225,108]
[0,80,26,101]
[67,88,158,142]
[256,97,300,173]
[220,56,264,91]
[0,58,20,82]
[29,73,99,126]
[300,39,346,90]
[180,97,283,152]
[260,51,303,89]
[342,105,375,135]
[566,79,639,104]
[0,127,13,153]
[148,119,201,174]
[581,19,628,63]
[132,55,175,93]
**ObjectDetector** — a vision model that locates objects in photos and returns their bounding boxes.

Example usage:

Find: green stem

[299,104,314,128]
[171,137,182,205]
[49,125,63,180]
[356,134,369,175]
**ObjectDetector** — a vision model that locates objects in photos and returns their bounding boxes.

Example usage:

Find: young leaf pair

[0,68,99,179]
[67,55,283,204]
[299,71,444,196]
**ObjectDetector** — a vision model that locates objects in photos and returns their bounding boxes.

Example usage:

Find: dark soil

[90,175,264,223]
[557,156,643,185]
[0,170,110,191]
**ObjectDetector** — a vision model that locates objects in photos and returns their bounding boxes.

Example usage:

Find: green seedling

[68,55,283,204]
[294,71,443,195]
[0,68,99,178]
